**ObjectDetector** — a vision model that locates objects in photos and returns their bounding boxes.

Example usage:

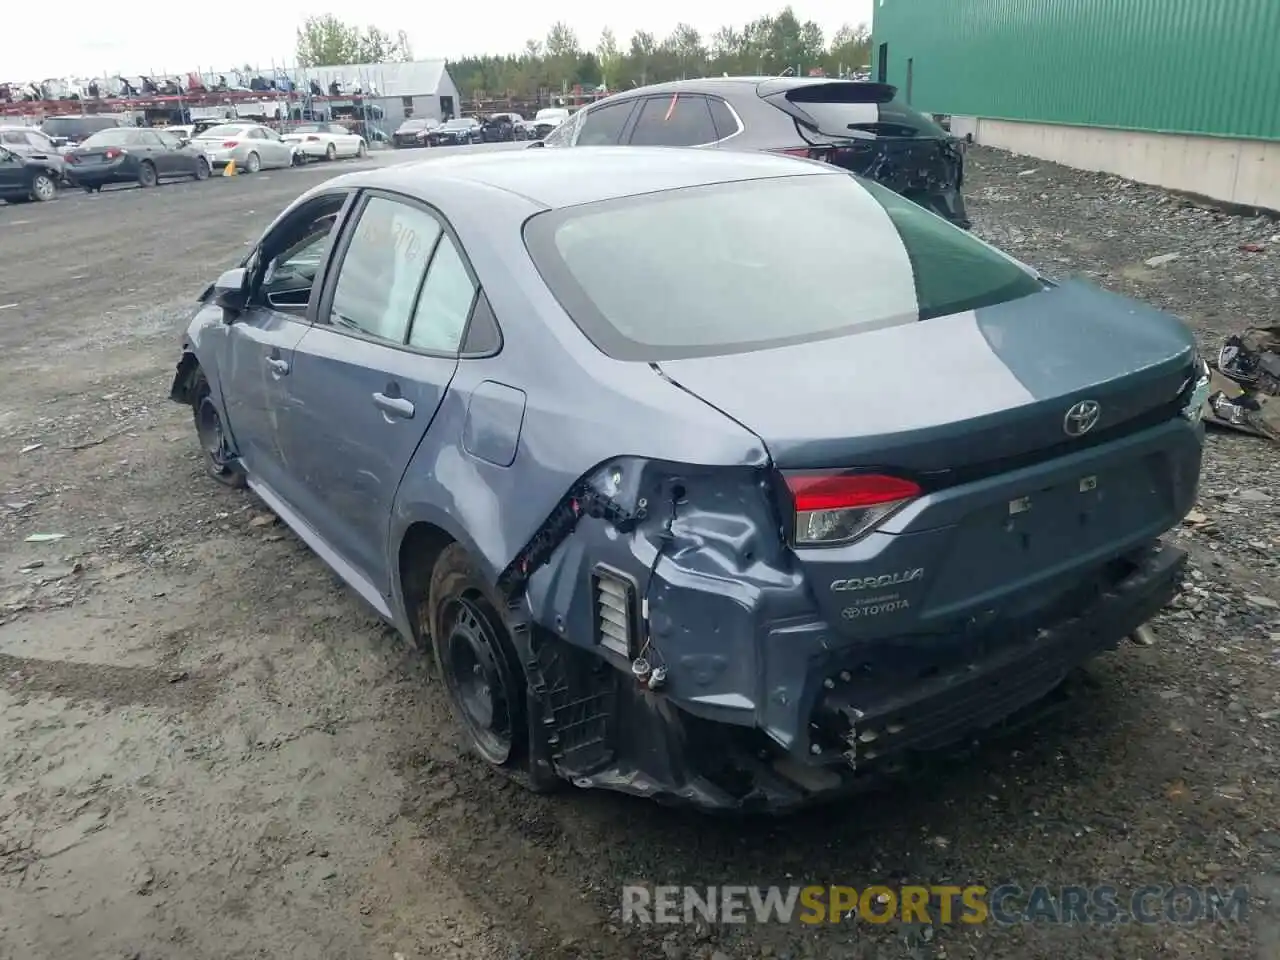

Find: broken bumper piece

[564,541,1185,813]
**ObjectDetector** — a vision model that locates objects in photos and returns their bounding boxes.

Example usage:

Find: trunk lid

[656,278,1200,640]
[656,278,1195,476]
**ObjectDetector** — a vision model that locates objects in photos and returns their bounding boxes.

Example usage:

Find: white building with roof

[287,59,462,126]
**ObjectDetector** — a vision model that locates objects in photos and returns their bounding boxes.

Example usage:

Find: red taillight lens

[66,154,80,164]
[222,140,239,148]
[775,147,812,158]
[784,473,921,546]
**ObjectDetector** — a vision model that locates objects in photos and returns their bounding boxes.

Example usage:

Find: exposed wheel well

[171,352,201,404]
[398,522,455,645]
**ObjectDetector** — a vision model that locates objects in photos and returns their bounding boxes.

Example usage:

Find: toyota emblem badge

[1063,400,1101,437]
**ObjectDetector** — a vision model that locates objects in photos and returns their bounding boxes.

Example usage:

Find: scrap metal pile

[1204,324,1280,442]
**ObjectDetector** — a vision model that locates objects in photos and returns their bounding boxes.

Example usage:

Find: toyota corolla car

[169,148,1208,812]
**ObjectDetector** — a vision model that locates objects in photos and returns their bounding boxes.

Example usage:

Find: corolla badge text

[830,568,924,592]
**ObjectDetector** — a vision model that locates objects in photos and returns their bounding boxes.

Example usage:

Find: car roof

[609,75,895,99]
[326,145,835,210]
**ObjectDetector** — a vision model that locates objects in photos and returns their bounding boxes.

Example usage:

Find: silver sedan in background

[191,123,298,173]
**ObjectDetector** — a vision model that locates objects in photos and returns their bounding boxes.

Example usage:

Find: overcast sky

[11,0,875,79]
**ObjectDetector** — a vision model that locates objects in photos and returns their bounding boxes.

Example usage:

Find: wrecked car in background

[169,147,1207,811]
[533,76,971,228]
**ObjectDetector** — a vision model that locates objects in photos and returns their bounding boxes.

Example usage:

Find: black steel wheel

[137,161,157,188]
[191,371,245,487]
[440,594,516,764]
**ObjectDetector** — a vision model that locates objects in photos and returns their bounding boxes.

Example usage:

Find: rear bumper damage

[527,538,1184,812]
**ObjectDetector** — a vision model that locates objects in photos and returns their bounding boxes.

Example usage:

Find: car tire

[82,184,101,194]
[292,149,307,167]
[191,370,245,488]
[245,151,261,174]
[137,161,157,188]
[356,140,367,158]
[426,543,558,792]
[325,142,336,161]
[193,157,210,180]
[30,173,56,202]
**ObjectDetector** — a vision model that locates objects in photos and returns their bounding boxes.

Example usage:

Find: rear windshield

[784,86,947,139]
[81,129,132,147]
[524,173,1043,361]
[293,124,322,133]
[199,124,246,139]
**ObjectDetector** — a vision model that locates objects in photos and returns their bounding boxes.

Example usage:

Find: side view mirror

[213,267,249,319]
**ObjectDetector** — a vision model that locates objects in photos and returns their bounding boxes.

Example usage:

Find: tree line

[296,8,872,100]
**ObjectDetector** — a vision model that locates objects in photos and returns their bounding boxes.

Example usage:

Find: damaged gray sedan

[170,147,1209,812]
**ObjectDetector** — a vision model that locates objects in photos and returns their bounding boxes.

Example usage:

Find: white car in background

[281,122,367,161]
[192,122,299,172]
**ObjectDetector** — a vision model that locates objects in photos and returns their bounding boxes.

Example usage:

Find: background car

[168,148,1203,811]
[0,145,60,202]
[64,127,211,191]
[535,76,971,227]
[0,124,67,180]
[480,112,522,143]
[41,114,130,150]
[282,122,367,161]
[392,117,437,148]
[426,118,481,146]
[192,122,297,173]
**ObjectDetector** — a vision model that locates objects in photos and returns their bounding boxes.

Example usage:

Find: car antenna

[778,66,795,77]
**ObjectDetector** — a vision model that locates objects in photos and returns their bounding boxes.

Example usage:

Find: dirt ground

[0,147,1277,960]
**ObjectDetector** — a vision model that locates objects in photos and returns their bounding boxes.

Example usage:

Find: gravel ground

[0,145,1277,960]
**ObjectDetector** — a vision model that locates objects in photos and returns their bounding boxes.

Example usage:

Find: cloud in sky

[7,0,875,79]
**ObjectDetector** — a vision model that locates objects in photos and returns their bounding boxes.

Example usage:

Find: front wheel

[137,161,157,188]
[193,157,210,180]
[325,142,336,161]
[191,371,245,488]
[30,173,56,202]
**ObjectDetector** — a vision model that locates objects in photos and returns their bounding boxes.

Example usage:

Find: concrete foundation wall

[952,117,1280,213]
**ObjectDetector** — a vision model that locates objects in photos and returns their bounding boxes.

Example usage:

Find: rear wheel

[426,544,556,791]
[30,174,56,202]
[137,161,157,188]
[191,370,245,488]
[325,142,336,161]
[193,157,210,180]
[356,140,367,158]
[244,151,261,174]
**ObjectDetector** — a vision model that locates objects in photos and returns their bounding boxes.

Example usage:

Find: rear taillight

[784,473,921,547]
[222,140,238,148]
[104,148,123,159]
[65,154,80,164]
[305,135,320,142]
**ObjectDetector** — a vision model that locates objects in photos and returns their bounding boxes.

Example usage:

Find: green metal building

[871,0,1280,208]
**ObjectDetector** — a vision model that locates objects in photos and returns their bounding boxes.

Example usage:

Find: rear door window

[524,172,1043,361]
[573,100,635,146]
[628,94,718,147]
[329,195,443,344]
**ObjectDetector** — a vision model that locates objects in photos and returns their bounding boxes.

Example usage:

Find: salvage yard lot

[0,146,1277,960]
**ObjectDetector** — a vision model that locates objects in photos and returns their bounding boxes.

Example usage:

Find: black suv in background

[41,114,130,149]
[536,77,970,228]
[480,112,522,142]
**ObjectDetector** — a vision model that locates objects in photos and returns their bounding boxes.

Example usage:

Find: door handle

[266,357,290,376]
[372,392,415,419]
